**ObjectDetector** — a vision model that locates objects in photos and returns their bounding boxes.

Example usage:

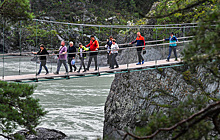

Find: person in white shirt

[109,39,119,69]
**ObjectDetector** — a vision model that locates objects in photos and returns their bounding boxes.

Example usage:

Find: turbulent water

[0,57,114,140]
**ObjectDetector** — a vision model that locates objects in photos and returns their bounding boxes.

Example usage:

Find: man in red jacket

[130,32,145,65]
[86,35,99,71]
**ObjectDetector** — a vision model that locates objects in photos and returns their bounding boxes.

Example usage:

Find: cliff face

[103,66,219,139]
[103,69,181,139]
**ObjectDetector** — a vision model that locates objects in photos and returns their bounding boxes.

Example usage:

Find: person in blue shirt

[163,32,178,62]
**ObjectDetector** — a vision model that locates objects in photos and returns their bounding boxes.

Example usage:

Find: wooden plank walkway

[0,58,182,82]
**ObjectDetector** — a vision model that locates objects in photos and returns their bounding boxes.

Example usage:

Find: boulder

[11,127,67,140]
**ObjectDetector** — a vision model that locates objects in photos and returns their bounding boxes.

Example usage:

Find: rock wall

[103,66,218,139]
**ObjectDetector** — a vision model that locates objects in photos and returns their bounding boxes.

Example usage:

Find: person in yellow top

[77,43,89,73]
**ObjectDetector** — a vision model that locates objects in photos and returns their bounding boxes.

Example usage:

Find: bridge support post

[35,20,38,79]
[155,27,158,66]
[2,17,5,80]
[50,23,53,73]
[19,20,22,75]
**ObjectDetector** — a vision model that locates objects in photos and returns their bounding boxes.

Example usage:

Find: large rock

[11,127,67,140]
[103,67,219,139]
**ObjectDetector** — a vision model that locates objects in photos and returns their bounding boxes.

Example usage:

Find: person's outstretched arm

[130,39,137,44]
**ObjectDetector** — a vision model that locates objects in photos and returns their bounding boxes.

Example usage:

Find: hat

[79,43,82,45]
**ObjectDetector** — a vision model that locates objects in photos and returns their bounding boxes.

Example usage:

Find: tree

[123,0,220,139]
[0,81,47,139]
[0,0,33,22]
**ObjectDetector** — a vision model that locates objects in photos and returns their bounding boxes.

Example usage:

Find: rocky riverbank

[10,127,66,140]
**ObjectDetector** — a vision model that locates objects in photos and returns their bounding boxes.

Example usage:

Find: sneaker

[86,68,89,71]
[110,67,114,69]
[166,59,169,62]
[142,60,144,64]
[69,70,73,72]
[74,68,77,72]
[36,73,40,76]
[175,58,178,61]
[45,72,49,75]
[83,70,86,72]
[136,62,141,65]
[54,72,59,74]
[77,70,80,73]
[94,69,98,71]
[64,72,69,74]
[115,66,119,68]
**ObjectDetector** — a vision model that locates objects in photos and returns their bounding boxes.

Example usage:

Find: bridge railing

[0,19,197,80]
[0,37,192,79]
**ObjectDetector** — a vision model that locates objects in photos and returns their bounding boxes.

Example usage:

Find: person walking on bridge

[109,39,119,69]
[163,32,178,62]
[105,36,113,66]
[54,41,68,74]
[32,44,49,76]
[77,43,89,73]
[130,32,145,65]
[68,41,77,72]
[86,35,99,71]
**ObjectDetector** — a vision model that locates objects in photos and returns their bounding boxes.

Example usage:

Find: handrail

[0,36,194,56]
[0,40,192,59]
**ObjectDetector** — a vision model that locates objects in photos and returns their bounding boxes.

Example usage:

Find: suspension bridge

[0,20,196,82]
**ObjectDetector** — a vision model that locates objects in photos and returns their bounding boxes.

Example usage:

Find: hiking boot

[54,72,59,75]
[142,60,144,64]
[136,62,141,65]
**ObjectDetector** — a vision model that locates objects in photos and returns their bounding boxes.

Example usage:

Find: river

[0,57,114,140]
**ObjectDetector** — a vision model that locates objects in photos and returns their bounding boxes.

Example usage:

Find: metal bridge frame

[1,19,197,82]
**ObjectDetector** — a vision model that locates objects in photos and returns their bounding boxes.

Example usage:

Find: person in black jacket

[68,41,77,72]
[32,44,49,75]
[105,36,113,66]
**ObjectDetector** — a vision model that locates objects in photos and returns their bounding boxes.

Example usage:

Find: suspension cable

[32,19,197,28]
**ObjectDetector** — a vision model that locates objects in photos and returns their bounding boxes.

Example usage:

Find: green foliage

[0,0,33,22]
[131,1,220,140]
[183,4,220,79]
[29,0,156,24]
[0,81,47,138]
[135,95,214,139]
[150,0,218,24]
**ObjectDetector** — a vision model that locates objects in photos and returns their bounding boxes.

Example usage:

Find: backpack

[71,59,75,65]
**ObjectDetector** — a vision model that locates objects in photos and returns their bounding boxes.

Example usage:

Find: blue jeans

[38,60,49,74]
[56,59,68,73]
[167,46,177,60]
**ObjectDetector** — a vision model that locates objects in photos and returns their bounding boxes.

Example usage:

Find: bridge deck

[0,58,182,82]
